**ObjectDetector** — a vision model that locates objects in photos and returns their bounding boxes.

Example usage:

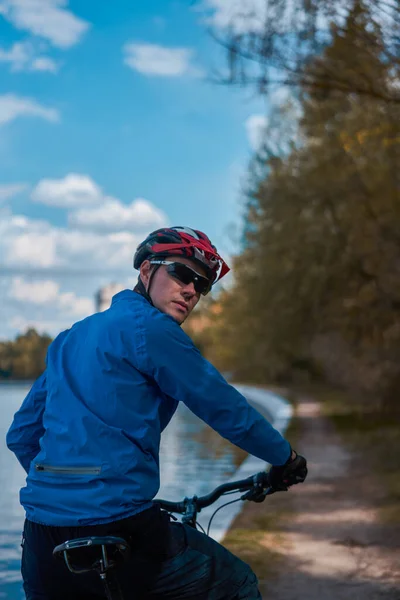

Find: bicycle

[53,471,276,600]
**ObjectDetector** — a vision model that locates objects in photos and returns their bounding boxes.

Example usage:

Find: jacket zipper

[35,464,101,475]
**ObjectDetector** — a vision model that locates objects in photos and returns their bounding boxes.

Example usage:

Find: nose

[182,281,197,297]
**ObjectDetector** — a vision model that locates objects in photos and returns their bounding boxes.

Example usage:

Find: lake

[0,382,246,599]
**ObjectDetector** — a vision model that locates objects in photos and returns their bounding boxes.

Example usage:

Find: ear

[140,260,152,287]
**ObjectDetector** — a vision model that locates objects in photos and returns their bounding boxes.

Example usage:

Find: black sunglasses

[150,260,212,295]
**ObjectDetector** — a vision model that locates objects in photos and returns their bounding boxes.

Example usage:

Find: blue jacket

[6,290,290,526]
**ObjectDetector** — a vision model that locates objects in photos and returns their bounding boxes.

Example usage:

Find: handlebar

[156,471,273,515]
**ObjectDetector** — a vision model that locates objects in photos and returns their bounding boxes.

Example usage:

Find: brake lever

[241,485,277,502]
[241,471,279,502]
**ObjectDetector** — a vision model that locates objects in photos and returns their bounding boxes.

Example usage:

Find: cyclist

[7,226,307,599]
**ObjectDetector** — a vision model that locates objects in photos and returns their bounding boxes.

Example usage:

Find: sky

[0,0,271,340]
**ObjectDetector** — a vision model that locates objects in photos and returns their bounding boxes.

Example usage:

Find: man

[7,226,307,599]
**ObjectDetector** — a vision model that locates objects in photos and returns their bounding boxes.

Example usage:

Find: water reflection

[157,402,246,501]
[0,383,30,599]
[0,384,246,599]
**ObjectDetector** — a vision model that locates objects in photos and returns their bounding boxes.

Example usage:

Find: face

[140,257,207,324]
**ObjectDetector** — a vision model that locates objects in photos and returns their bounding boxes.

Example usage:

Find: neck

[133,278,153,306]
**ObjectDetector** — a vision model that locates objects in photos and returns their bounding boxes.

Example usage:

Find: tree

[202,1,400,404]
[213,0,400,103]
[0,329,52,379]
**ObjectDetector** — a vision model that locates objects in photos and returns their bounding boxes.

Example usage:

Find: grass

[222,382,299,579]
[222,529,284,576]
[222,508,290,577]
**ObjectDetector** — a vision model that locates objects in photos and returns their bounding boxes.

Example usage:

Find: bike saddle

[53,536,130,575]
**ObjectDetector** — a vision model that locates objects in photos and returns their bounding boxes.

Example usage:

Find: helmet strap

[133,263,161,306]
[133,277,153,305]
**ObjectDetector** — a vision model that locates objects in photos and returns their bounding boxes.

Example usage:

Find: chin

[165,306,186,324]
[173,312,186,325]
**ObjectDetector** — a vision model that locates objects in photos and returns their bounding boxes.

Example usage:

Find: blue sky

[0,0,269,339]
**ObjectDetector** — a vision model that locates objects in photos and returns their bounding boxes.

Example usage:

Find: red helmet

[133,226,230,287]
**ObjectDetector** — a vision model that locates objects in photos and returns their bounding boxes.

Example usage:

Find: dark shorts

[21,506,261,599]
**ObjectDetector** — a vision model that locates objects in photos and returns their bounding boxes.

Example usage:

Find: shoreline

[197,384,293,542]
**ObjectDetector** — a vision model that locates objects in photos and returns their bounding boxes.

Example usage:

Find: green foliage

[198,2,400,406]
[0,328,52,380]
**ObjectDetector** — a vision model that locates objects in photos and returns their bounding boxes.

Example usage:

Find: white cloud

[9,315,54,335]
[0,41,59,72]
[31,55,58,73]
[0,210,149,272]
[0,41,30,70]
[58,292,94,315]
[69,197,168,232]
[9,315,80,336]
[9,276,94,316]
[0,182,27,201]
[7,228,58,267]
[0,176,170,338]
[31,174,168,231]
[245,114,268,150]
[200,0,267,34]
[0,0,90,49]
[56,229,139,270]
[0,93,60,126]
[123,42,195,77]
[2,271,134,338]
[10,276,59,303]
[31,173,103,207]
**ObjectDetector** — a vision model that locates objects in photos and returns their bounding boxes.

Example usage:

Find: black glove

[268,449,308,491]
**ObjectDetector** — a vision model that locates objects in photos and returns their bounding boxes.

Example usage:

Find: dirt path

[227,394,400,599]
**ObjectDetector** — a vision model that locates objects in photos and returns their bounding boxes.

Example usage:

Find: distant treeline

[0,329,52,380]
[186,1,400,411]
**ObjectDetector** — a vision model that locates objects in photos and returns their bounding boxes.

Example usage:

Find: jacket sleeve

[141,314,291,466]
[6,371,47,473]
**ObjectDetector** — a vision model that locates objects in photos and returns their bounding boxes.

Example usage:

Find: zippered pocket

[35,464,101,475]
